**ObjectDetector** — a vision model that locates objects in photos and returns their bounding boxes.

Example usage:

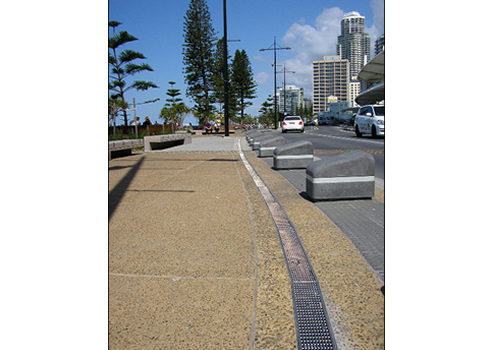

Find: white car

[282,116,304,133]
[354,104,384,137]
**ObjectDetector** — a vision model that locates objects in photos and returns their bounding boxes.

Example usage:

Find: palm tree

[109,21,158,133]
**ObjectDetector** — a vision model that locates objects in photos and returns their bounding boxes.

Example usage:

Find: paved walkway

[108,132,384,349]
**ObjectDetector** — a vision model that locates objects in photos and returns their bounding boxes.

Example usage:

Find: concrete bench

[306,151,375,200]
[259,136,286,158]
[273,140,314,169]
[252,133,277,150]
[144,134,191,151]
[202,125,236,135]
[108,139,144,160]
[246,130,266,144]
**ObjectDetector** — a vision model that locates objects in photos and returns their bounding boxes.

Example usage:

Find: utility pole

[222,1,240,136]
[223,0,229,137]
[124,99,138,137]
[260,37,291,129]
[133,98,138,138]
[276,64,295,116]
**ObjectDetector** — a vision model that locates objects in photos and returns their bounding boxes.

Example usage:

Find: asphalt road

[280,125,385,180]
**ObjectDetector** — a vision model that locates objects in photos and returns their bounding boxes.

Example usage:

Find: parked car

[354,104,384,137]
[282,116,304,133]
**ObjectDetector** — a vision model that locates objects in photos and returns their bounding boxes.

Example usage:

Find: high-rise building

[277,85,304,116]
[375,34,385,56]
[303,98,313,114]
[312,56,350,115]
[337,11,371,79]
[349,79,361,107]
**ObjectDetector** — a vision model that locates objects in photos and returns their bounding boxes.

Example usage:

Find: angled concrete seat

[246,131,264,144]
[273,140,314,169]
[259,136,286,158]
[306,151,375,200]
[252,133,277,150]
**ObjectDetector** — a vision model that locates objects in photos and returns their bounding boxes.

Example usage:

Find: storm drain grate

[238,140,337,350]
[293,282,336,349]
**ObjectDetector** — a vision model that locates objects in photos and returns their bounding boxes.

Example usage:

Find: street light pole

[260,37,291,129]
[223,0,229,136]
[277,64,295,115]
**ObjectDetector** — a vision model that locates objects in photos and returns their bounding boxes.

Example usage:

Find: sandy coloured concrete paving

[108,133,384,349]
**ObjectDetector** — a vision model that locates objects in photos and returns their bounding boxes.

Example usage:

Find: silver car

[281,116,304,133]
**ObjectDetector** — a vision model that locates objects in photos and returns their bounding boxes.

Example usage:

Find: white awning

[355,83,385,106]
[358,51,384,83]
[356,50,384,105]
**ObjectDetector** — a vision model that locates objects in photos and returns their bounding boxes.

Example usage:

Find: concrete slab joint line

[232,150,260,350]
[237,138,338,350]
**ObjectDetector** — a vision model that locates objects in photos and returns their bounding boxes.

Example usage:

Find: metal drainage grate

[238,140,337,350]
[293,282,336,349]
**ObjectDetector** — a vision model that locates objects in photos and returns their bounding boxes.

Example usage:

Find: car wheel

[372,125,378,138]
[282,129,286,133]
[300,128,304,133]
[355,125,362,137]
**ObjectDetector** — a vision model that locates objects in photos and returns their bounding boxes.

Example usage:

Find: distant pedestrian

[204,120,212,134]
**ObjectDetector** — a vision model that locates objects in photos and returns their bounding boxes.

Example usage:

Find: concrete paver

[108,132,384,349]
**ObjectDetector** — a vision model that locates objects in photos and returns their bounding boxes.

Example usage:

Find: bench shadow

[125,190,195,193]
[109,156,145,220]
[109,165,132,171]
[208,158,238,162]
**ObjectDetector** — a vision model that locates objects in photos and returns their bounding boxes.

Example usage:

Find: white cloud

[277,3,384,99]
[280,7,344,98]
[248,3,384,115]
[367,0,385,45]
[255,71,270,86]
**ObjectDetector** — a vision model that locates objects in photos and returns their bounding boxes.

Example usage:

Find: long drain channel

[238,140,337,350]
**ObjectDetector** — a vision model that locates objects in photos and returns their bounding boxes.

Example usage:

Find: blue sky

[109,0,384,125]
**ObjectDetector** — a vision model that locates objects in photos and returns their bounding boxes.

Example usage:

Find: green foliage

[231,49,257,124]
[258,95,275,125]
[165,81,183,105]
[109,96,128,126]
[108,21,158,129]
[160,82,193,125]
[210,38,231,112]
[183,0,216,124]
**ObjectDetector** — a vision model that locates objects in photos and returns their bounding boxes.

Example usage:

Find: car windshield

[285,117,301,121]
[374,106,384,116]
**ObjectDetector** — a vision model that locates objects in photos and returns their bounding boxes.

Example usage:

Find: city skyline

[108,0,384,124]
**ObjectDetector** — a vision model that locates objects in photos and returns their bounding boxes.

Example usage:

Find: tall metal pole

[223,0,229,137]
[133,98,138,138]
[260,37,291,129]
[274,37,277,129]
[277,65,295,115]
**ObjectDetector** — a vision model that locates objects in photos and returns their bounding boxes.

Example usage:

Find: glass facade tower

[336,11,371,79]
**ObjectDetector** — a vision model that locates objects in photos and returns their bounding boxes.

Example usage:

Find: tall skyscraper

[337,11,371,79]
[375,34,385,56]
[277,85,304,116]
[312,56,350,115]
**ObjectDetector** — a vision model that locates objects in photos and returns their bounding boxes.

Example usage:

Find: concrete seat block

[247,131,264,144]
[305,151,375,200]
[273,140,314,169]
[252,133,277,150]
[144,134,190,151]
[246,129,261,136]
[259,136,286,157]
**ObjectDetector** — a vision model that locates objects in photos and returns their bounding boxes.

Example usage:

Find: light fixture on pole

[260,37,291,129]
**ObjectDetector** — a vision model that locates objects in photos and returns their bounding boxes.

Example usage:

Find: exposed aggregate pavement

[108,131,384,349]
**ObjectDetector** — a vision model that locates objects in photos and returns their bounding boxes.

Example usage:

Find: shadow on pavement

[109,156,145,220]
